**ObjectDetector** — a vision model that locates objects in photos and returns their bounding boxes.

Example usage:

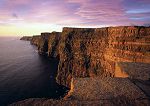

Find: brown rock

[30,35,41,46]
[56,26,150,88]
[66,77,147,100]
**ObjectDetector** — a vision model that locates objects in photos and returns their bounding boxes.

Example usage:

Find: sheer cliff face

[38,33,51,54]
[30,32,60,57]
[56,28,110,87]
[106,26,150,63]
[48,32,61,58]
[56,26,150,87]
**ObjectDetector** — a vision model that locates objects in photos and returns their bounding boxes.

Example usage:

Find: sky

[0,0,150,36]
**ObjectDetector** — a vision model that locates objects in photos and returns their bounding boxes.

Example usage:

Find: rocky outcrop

[65,77,149,104]
[115,62,150,80]
[20,36,32,41]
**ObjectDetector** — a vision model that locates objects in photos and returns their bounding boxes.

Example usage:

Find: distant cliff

[25,32,61,57]
[20,36,32,41]
[30,35,41,46]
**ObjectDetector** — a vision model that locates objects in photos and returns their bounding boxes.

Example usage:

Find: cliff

[56,28,108,87]
[38,33,51,55]
[29,32,61,56]
[30,35,41,46]
[48,32,61,58]
[20,36,32,41]
[56,26,150,87]
[16,26,150,106]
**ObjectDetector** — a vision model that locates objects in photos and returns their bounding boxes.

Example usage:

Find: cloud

[0,0,150,35]
[65,0,130,26]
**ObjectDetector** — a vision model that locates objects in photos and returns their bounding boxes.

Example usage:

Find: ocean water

[0,37,68,106]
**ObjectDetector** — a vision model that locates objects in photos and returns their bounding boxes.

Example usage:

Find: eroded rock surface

[57,28,109,87]
[66,77,147,100]
[64,77,149,105]
[56,26,150,87]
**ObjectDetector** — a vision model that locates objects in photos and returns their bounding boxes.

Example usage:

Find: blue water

[0,37,68,106]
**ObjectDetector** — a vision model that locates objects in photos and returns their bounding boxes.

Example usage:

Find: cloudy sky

[0,0,150,36]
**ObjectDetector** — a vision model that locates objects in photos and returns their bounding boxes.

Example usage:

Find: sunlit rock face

[30,35,41,46]
[105,26,150,79]
[56,27,109,87]
[56,26,150,87]
[105,26,150,63]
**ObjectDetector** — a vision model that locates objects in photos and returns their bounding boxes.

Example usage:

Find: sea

[0,37,68,106]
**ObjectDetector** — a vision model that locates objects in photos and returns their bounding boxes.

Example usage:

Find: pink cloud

[5,0,32,5]
[0,0,150,27]
[65,0,130,25]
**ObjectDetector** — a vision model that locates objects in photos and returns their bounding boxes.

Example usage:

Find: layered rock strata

[56,26,150,87]
[56,28,109,87]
